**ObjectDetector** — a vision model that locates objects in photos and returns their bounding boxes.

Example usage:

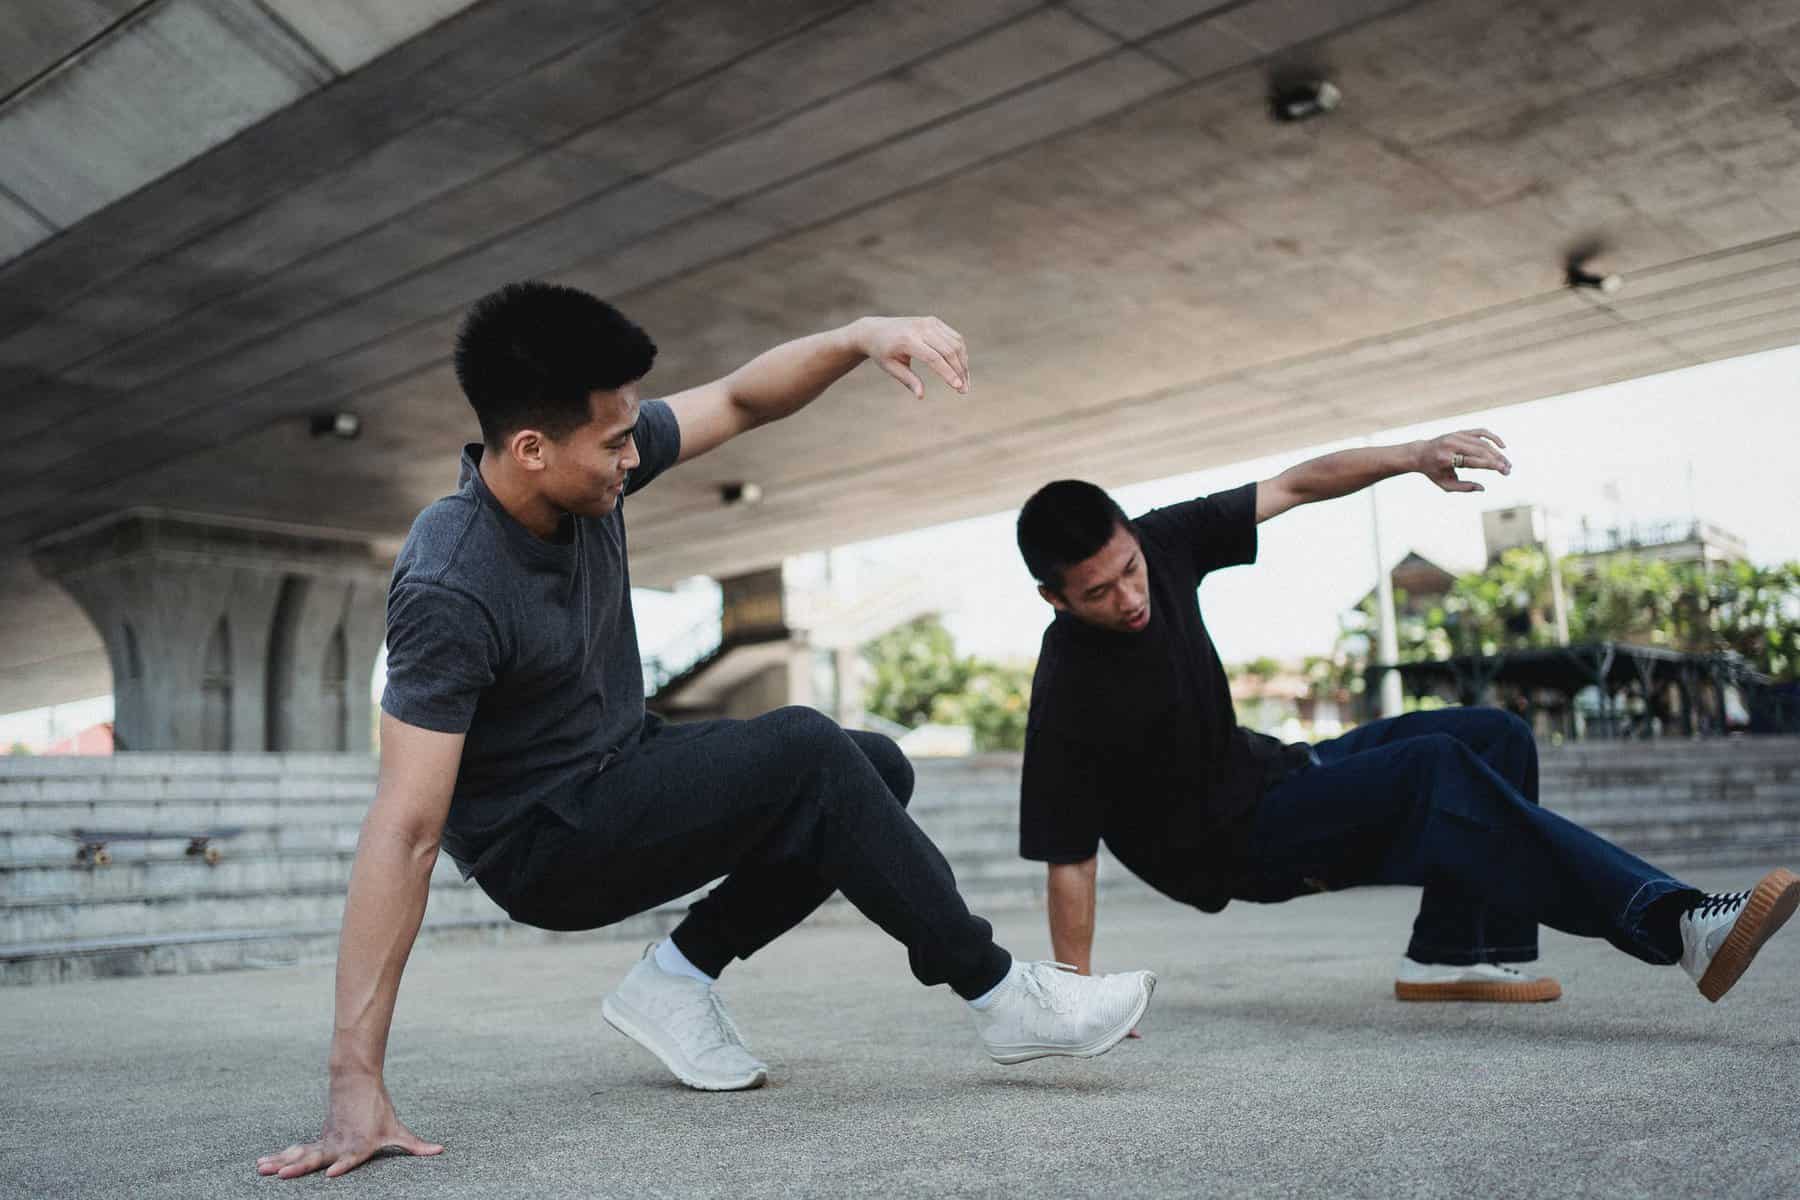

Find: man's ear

[1038,584,1069,613]
[507,428,548,472]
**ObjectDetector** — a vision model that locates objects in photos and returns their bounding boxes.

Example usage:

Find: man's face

[1042,523,1152,634]
[539,384,642,517]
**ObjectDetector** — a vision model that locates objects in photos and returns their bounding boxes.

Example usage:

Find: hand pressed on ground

[256,1074,442,1180]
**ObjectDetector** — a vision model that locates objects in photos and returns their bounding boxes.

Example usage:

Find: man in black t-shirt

[1016,432,1797,1010]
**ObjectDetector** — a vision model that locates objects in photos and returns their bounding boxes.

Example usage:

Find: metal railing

[641,610,723,697]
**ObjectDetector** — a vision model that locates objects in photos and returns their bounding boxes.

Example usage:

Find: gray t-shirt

[379,398,681,876]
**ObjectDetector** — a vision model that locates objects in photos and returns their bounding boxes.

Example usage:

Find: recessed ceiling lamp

[1271,79,1341,122]
[308,411,362,439]
[1566,261,1624,294]
[720,481,763,506]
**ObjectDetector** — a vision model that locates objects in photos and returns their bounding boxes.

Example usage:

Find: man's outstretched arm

[1047,857,1099,974]
[256,714,461,1181]
[665,316,969,464]
[1254,429,1513,524]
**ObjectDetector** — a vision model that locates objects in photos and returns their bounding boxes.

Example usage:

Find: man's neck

[478,450,565,541]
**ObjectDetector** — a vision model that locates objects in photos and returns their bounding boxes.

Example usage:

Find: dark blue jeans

[1239,708,1700,966]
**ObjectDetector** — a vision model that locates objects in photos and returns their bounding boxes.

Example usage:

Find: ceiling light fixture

[1566,262,1624,294]
[308,411,362,439]
[720,482,763,507]
[1271,79,1341,123]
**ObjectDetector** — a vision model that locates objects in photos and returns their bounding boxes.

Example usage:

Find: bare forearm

[328,824,438,1080]
[1275,442,1420,505]
[1047,860,1098,974]
[721,322,866,427]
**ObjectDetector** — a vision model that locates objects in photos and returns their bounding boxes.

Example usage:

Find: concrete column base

[31,510,393,752]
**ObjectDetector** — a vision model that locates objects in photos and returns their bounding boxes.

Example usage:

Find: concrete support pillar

[267,575,387,751]
[31,510,392,752]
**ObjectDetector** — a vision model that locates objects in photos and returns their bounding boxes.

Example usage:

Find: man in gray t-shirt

[259,282,1155,1181]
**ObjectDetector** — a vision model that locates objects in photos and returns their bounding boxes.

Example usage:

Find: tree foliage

[1332,550,1800,680]
[860,616,1032,751]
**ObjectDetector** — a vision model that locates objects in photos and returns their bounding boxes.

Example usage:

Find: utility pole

[1545,507,1571,647]
[1369,484,1404,719]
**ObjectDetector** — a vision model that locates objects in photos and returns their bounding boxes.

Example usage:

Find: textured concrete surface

[4,864,1797,1198]
[8,0,1800,710]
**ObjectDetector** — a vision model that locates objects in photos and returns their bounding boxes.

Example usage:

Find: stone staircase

[4,736,1797,985]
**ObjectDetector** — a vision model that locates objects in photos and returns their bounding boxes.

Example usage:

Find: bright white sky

[5,345,1797,747]
[840,341,1800,667]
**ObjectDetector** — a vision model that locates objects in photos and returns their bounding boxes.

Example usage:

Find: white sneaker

[1679,868,1800,1003]
[1394,956,1562,1002]
[601,946,768,1090]
[972,961,1155,1065]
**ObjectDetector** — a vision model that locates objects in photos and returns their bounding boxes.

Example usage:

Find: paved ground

[5,864,1798,1199]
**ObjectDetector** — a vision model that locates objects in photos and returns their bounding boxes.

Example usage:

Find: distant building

[1482,505,1551,566]
[1482,504,1747,570]
[42,723,114,756]
[1567,517,1747,570]
[1356,551,1462,617]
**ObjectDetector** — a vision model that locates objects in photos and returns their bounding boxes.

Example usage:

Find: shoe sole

[1697,867,1800,1003]
[1394,977,1563,1003]
[600,993,768,1091]
[986,972,1157,1065]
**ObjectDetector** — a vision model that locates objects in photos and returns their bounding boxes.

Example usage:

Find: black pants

[477,707,1012,1000]
[1240,708,1697,965]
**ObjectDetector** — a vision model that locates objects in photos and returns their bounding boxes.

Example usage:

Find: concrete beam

[0,0,329,230]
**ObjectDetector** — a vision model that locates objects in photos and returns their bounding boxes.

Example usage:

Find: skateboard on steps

[63,827,244,867]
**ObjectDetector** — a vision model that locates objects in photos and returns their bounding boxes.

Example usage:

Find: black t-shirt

[1018,482,1310,912]
[379,399,682,878]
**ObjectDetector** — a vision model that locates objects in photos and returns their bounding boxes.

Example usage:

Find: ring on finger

[1450,452,1465,469]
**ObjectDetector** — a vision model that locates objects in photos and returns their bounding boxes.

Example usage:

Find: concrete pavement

[4,864,1798,1199]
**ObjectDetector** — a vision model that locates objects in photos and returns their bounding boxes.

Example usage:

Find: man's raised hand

[256,1075,442,1180]
[856,315,969,399]
[1417,428,1511,493]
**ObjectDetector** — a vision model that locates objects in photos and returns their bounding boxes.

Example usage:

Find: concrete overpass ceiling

[0,0,486,257]
[3,0,1800,710]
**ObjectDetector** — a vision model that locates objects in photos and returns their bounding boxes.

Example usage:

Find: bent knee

[761,705,859,761]
[850,731,915,806]
[1402,732,1471,775]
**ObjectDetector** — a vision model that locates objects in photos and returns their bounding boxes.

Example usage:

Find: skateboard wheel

[203,845,223,866]
[93,848,112,867]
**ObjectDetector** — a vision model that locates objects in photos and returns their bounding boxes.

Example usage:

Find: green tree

[1328,551,1800,683]
[930,660,1033,752]
[860,616,1034,751]
[861,616,970,729]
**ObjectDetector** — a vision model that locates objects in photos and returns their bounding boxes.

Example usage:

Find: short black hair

[453,281,657,448]
[1016,480,1133,592]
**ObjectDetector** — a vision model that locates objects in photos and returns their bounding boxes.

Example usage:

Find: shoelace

[1017,961,1080,1014]
[670,988,747,1051]
[1692,890,1751,921]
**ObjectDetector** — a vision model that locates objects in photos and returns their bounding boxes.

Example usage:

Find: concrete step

[0,823,360,867]
[0,867,1145,987]
[0,877,505,944]
[0,848,463,902]
[0,797,374,833]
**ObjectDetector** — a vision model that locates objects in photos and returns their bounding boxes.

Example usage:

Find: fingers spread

[1448,434,1511,474]
[931,318,970,383]
[913,335,964,392]
[325,1151,369,1179]
[278,1150,329,1179]
[877,357,924,399]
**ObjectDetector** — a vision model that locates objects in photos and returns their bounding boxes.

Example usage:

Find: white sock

[966,958,1017,1010]
[653,937,716,985]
